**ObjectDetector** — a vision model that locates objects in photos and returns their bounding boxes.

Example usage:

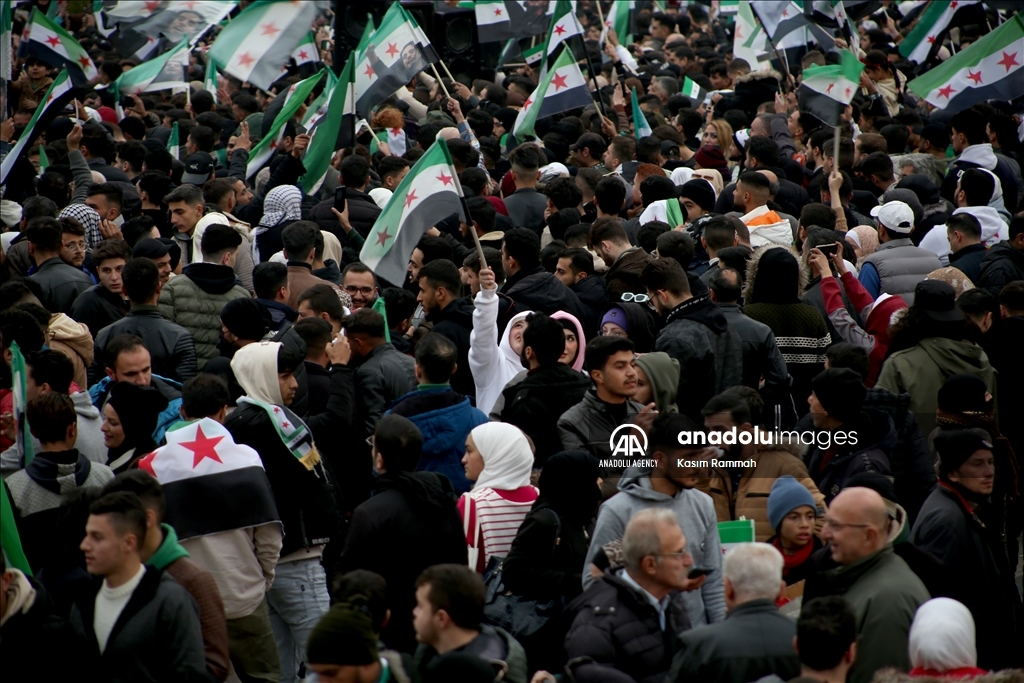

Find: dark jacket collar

[725,598,780,619]
[287,261,313,271]
[127,304,163,317]
[948,242,987,263]
[503,264,545,291]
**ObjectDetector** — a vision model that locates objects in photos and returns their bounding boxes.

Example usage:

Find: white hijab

[230,341,283,405]
[909,598,978,672]
[470,422,533,492]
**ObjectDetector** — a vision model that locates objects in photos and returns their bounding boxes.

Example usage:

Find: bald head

[824,487,890,565]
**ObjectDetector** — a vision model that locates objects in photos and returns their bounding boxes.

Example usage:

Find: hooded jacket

[426,296,476,398]
[876,337,996,438]
[740,205,794,249]
[806,409,897,503]
[387,386,488,494]
[502,265,587,321]
[977,240,1024,297]
[337,471,468,654]
[820,273,907,387]
[634,351,680,413]
[158,262,250,370]
[696,439,825,541]
[500,364,592,467]
[655,294,743,420]
[225,342,340,558]
[583,467,727,627]
[470,291,530,416]
[70,285,129,339]
[911,484,1024,670]
[919,206,1007,266]
[46,313,94,393]
[255,297,297,331]
[942,143,1021,210]
[0,391,107,473]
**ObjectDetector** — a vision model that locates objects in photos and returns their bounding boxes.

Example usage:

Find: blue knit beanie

[767,476,817,531]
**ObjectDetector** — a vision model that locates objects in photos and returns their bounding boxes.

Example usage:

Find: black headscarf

[535,451,602,523]
[105,382,168,468]
[750,248,801,305]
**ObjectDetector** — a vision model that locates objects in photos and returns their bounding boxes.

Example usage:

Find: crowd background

[1,1,1023,683]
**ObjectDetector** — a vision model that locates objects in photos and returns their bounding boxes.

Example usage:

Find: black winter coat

[807,409,896,503]
[226,403,341,557]
[564,570,691,683]
[977,241,1024,297]
[572,275,610,338]
[911,483,1024,670]
[947,242,987,286]
[668,599,800,683]
[91,305,197,385]
[426,297,476,398]
[310,190,382,240]
[502,266,587,322]
[1,577,86,680]
[352,342,416,438]
[499,365,591,467]
[70,285,128,338]
[337,472,467,654]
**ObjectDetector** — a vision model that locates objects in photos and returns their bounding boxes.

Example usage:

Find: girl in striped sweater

[458,422,538,573]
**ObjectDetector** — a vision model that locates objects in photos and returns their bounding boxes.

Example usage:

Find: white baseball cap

[870,200,915,233]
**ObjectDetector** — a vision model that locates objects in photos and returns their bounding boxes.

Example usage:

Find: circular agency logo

[608,423,649,459]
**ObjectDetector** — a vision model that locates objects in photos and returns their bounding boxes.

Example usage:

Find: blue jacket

[387,387,487,494]
[88,374,183,445]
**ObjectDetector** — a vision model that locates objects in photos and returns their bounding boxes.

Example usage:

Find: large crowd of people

[1,1,1023,683]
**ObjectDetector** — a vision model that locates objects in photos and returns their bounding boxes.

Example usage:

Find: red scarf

[772,536,814,578]
[909,668,987,679]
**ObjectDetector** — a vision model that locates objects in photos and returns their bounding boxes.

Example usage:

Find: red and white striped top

[458,486,538,573]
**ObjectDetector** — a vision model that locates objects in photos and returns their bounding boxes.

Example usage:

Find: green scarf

[146,523,190,570]
[237,396,321,470]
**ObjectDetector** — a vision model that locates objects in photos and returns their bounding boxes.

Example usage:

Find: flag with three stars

[138,417,280,541]
[908,13,1024,113]
[512,47,592,140]
[1,69,73,185]
[208,0,326,92]
[900,0,981,65]
[543,0,583,64]
[291,32,318,66]
[18,7,97,86]
[733,1,770,67]
[359,139,467,288]
[112,39,191,95]
[246,68,325,179]
[797,50,864,127]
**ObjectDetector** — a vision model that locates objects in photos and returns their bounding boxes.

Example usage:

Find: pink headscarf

[550,311,587,372]
[849,225,879,256]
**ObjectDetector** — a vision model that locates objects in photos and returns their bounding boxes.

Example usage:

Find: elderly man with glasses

[807,487,930,683]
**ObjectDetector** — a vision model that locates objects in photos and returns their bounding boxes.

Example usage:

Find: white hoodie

[919,205,1009,266]
[468,288,531,416]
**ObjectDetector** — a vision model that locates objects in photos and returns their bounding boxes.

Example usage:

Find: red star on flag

[261,22,281,36]
[45,35,61,48]
[781,9,788,16]
[552,72,569,91]
[281,421,290,429]
[298,50,308,60]
[522,96,533,111]
[927,35,935,44]
[364,64,374,78]
[146,0,160,10]
[735,26,743,40]
[937,84,956,99]
[273,407,281,413]
[269,138,278,149]
[825,82,835,94]
[386,42,399,58]
[405,189,419,208]
[375,228,392,246]
[845,87,852,97]
[950,0,958,8]
[436,172,453,186]
[78,55,92,70]
[182,0,199,8]
[181,425,225,468]
[390,127,402,136]
[997,51,1019,72]
[495,7,503,16]
[237,52,256,68]
[554,23,566,36]
[967,70,983,84]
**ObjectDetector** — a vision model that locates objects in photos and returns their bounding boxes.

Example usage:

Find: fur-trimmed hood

[871,670,1024,683]
[743,245,809,304]
[733,69,783,85]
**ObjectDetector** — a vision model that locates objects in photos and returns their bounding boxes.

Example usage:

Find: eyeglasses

[655,548,690,559]
[621,292,649,303]
[821,517,872,532]
[345,286,375,296]
[599,327,628,337]
[62,242,87,253]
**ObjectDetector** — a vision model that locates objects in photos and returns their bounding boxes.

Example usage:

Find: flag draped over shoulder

[900,0,981,65]
[512,47,592,140]
[908,13,1024,113]
[112,40,191,95]
[631,88,652,139]
[798,50,865,126]
[208,0,325,92]
[353,3,437,118]
[301,60,355,196]
[359,139,467,287]
[19,7,98,85]
[247,69,325,179]
[138,418,280,541]
[1,70,73,185]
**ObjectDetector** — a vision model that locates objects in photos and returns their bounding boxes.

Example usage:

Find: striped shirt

[458,486,538,573]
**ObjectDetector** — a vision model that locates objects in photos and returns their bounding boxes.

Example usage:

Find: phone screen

[334,186,347,213]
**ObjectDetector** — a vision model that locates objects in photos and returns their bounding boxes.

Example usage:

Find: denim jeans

[267,558,330,683]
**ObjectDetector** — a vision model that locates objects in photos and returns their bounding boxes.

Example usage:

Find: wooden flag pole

[461,196,487,269]
[430,63,451,99]
[833,124,841,173]
[439,59,457,86]
[595,0,606,36]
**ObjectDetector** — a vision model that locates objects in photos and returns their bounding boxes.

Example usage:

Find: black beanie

[221,298,273,341]
[307,602,378,666]
[679,178,716,213]
[811,368,866,423]
[935,430,992,480]
[937,373,990,414]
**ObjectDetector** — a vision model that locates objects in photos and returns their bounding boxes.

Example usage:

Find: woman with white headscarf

[907,598,987,678]
[458,422,538,572]
[254,185,302,263]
